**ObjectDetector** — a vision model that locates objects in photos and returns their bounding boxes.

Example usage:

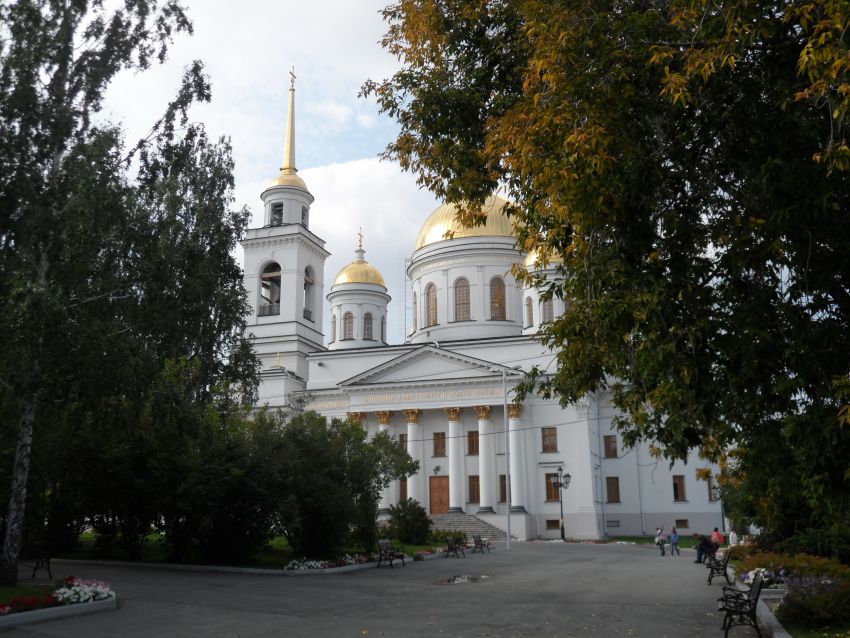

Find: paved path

[9,542,729,637]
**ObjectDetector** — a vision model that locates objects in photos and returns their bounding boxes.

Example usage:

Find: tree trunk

[1,398,36,586]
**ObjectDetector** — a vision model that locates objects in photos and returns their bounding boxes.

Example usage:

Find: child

[669,526,680,556]
[655,527,667,556]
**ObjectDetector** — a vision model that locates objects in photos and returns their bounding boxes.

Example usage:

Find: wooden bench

[376,539,405,568]
[718,570,763,637]
[443,536,465,558]
[470,534,491,553]
[706,549,733,585]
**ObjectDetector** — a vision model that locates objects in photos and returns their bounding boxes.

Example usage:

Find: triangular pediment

[340,345,516,388]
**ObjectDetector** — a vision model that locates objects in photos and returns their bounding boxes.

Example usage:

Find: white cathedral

[239,81,723,541]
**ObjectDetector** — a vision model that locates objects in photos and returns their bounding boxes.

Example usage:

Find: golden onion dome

[333,236,386,287]
[269,169,308,190]
[414,194,514,250]
[524,246,564,270]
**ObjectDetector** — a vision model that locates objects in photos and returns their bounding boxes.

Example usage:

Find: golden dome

[334,239,386,287]
[524,246,564,270]
[414,194,514,250]
[269,168,308,190]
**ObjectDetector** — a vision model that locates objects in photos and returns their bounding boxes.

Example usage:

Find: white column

[475,406,495,513]
[376,411,394,514]
[446,407,464,513]
[508,404,527,513]
[404,409,423,504]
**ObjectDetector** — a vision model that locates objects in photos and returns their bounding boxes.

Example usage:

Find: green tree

[365,0,850,541]
[0,0,257,584]
[276,412,418,559]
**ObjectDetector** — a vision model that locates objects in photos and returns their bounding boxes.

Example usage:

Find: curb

[0,595,117,630]
[757,591,792,638]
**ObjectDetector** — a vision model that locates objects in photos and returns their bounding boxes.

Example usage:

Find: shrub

[430,529,465,546]
[777,576,850,627]
[387,499,431,545]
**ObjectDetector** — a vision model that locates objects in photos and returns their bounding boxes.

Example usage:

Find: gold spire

[269,66,308,190]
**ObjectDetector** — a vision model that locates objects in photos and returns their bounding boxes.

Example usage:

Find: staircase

[430,512,509,541]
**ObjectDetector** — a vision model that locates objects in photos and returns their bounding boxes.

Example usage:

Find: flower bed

[0,576,114,617]
[283,553,374,571]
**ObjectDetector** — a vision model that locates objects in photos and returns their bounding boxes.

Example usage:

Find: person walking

[669,526,680,556]
[711,527,725,550]
[655,527,667,556]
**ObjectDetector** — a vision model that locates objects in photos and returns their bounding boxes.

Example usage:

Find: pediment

[340,345,514,388]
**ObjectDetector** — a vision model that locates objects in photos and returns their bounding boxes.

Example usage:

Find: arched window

[343,312,354,339]
[541,299,554,324]
[303,267,314,321]
[364,313,374,340]
[259,262,281,316]
[412,292,418,331]
[490,277,506,320]
[381,316,386,342]
[525,297,534,327]
[425,283,438,327]
[331,314,337,342]
[270,202,283,226]
[454,277,470,321]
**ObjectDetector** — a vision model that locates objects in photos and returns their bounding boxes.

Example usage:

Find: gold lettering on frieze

[359,386,501,406]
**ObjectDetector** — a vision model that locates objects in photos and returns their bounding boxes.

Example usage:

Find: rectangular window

[399,478,407,502]
[545,520,560,530]
[467,431,479,456]
[606,476,621,503]
[468,475,480,503]
[604,435,618,458]
[675,519,689,529]
[399,433,407,449]
[433,432,446,457]
[499,474,507,503]
[545,473,560,502]
[673,475,687,501]
[541,427,558,452]
[606,520,621,528]
[707,475,719,501]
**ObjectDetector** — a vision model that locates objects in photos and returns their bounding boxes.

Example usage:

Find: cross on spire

[289,66,296,90]
[357,227,363,250]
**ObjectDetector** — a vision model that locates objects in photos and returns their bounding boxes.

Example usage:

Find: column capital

[473,405,492,420]
[403,408,422,424]
[347,412,366,425]
[376,410,393,425]
[507,404,523,419]
[444,407,463,421]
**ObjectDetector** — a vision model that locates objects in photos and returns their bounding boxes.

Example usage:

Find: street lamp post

[711,483,726,533]
[550,466,572,541]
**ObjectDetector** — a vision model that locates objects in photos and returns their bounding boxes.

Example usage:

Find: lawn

[603,534,699,549]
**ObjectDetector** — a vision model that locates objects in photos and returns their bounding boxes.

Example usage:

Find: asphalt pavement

[7,541,728,637]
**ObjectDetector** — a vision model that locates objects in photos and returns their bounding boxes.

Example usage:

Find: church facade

[240,82,723,541]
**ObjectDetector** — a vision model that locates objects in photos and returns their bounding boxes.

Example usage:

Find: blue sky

[103,0,441,344]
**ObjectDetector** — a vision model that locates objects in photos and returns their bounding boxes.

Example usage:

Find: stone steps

[430,512,509,541]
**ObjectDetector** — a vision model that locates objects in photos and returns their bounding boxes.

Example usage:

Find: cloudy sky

[103,0,441,344]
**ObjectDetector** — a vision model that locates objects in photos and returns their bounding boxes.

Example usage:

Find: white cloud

[103,1,440,345]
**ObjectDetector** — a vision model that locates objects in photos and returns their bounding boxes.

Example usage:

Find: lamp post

[711,483,726,533]
[550,466,572,541]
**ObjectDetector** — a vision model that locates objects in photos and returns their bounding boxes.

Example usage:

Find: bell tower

[240,69,328,404]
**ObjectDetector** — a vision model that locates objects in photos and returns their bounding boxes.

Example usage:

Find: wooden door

[429,476,449,514]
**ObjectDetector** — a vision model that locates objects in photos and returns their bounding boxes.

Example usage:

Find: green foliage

[387,498,431,545]
[0,0,258,584]
[276,412,418,559]
[429,529,465,546]
[367,0,850,547]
